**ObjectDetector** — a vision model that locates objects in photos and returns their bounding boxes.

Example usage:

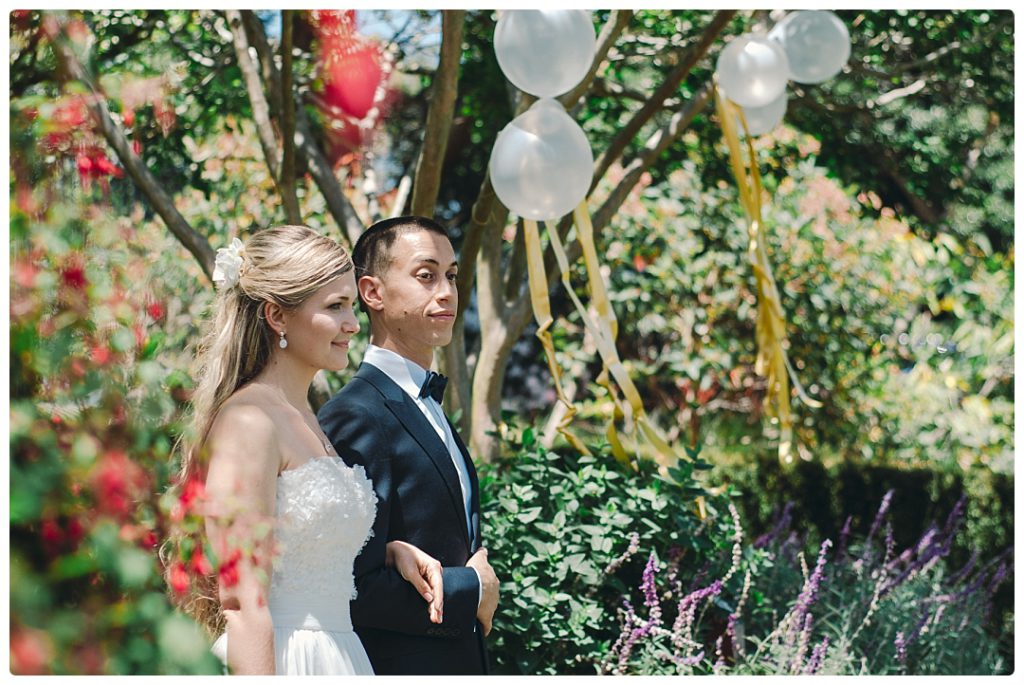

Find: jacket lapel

[356,363,473,548]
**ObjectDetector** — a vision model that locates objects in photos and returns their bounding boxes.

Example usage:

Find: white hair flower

[212,238,246,289]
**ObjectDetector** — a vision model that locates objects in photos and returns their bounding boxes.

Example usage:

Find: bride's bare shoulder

[205,389,284,473]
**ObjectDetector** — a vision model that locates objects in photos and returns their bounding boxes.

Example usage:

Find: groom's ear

[358,274,385,312]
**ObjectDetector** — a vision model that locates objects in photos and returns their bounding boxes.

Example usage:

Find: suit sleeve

[318,394,480,638]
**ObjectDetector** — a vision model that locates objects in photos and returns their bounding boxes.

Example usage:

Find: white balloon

[736,91,787,136]
[715,33,790,108]
[769,10,851,84]
[488,98,593,221]
[494,10,596,98]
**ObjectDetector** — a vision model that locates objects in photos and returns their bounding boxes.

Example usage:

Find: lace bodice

[268,457,377,631]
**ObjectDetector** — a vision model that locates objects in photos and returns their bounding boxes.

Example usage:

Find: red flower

[146,301,165,321]
[218,549,242,588]
[179,477,205,513]
[13,260,38,289]
[140,529,159,549]
[90,451,147,519]
[190,548,213,576]
[153,99,176,134]
[60,262,87,290]
[53,98,88,129]
[10,627,50,675]
[76,153,94,175]
[40,519,63,546]
[93,154,124,178]
[66,517,85,544]
[169,561,190,594]
[123,108,135,127]
[89,344,111,366]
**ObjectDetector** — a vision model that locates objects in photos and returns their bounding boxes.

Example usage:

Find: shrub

[479,425,1011,675]
[478,424,738,675]
[9,200,221,674]
[606,490,1012,675]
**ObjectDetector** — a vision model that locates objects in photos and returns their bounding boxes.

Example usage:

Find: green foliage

[577,132,1013,474]
[478,424,732,674]
[479,427,1010,675]
[789,10,1014,252]
[8,8,1013,676]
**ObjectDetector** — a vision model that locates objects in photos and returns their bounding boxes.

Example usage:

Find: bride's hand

[385,540,444,624]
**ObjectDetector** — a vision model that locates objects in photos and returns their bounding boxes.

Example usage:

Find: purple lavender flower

[894,631,908,665]
[866,489,894,547]
[611,557,667,673]
[940,493,967,539]
[837,515,853,559]
[604,531,641,575]
[726,613,739,655]
[945,550,978,588]
[787,539,832,646]
[804,635,829,674]
[987,561,1010,592]
[880,524,953,598]
[671,580,723,654]
[642,553,660,611]
[790,611,814,673]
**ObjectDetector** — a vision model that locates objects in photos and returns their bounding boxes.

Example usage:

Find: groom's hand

[467,548,499,636]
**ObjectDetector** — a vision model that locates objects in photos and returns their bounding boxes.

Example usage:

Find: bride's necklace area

[301,412,336,457]
[252,381,335,456]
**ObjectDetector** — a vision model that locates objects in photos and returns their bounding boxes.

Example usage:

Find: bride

[172,225,442,675]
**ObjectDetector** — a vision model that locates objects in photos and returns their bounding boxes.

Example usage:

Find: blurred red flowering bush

[9,190,223,673]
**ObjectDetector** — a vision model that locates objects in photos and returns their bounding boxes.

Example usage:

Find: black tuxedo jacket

[318,362,488,675]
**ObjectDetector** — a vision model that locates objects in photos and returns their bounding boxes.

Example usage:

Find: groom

[318,216,498,675]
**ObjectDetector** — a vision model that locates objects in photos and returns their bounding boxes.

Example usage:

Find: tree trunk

[410,10,465,216]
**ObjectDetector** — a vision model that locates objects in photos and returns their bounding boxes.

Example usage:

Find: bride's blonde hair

[166,224,353,636]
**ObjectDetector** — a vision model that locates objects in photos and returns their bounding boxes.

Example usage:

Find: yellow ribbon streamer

[522,203,706,518]
[523,219,591,456]
[713,84,821,463]
[571,203,702,516]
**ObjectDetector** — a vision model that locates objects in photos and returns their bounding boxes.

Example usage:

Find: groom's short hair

[352,215,451,312]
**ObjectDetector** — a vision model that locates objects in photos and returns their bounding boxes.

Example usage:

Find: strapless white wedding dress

[211,457,376,675]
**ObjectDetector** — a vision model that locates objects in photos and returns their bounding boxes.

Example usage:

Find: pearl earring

[279,330,288,349]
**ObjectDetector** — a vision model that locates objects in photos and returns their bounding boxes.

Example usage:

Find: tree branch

[241,11,364,246]
[593,10,736,185]
[44,16,215,280]
[559,10,633,109]
[226,11,288,196]
[410,10,464,216]
[279,10,301,223]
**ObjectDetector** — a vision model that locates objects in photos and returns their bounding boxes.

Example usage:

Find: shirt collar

[362,344,431,401]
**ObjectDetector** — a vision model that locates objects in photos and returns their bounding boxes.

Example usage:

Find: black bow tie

[419,370,448,403]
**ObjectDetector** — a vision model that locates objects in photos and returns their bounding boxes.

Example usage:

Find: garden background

[7,9,1015,675]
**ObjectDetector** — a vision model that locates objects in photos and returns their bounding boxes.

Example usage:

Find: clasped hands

[386,541,499,634]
